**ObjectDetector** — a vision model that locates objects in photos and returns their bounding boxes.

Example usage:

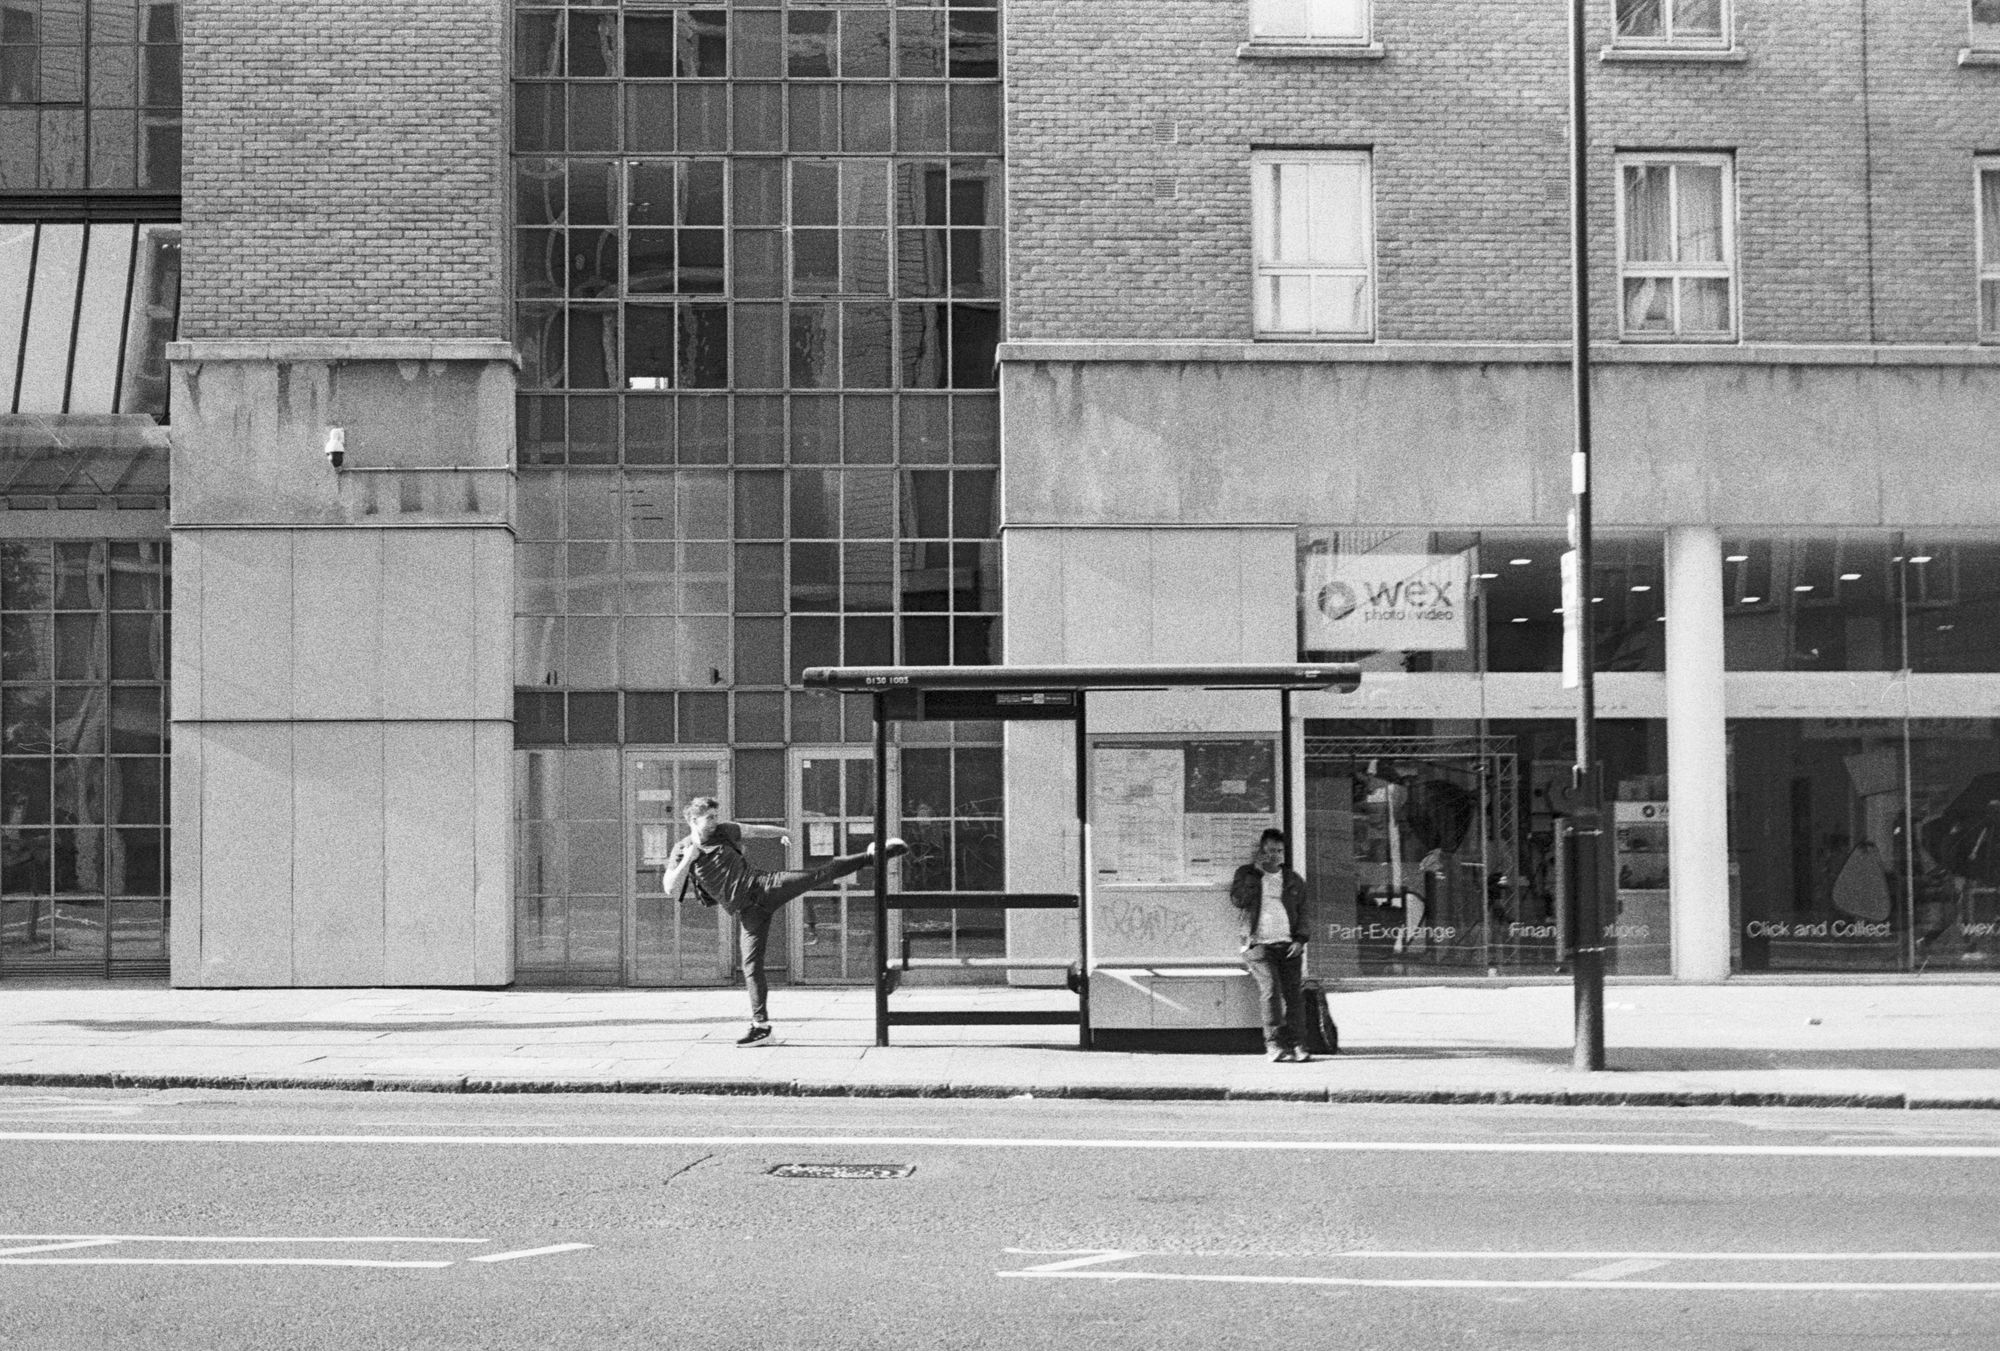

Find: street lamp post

[1568,0,1607,1072]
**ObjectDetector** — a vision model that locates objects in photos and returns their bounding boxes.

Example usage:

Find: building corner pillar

[1665,525,1731,981]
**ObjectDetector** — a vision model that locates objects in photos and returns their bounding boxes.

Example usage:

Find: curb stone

[0,1071,1997,1111]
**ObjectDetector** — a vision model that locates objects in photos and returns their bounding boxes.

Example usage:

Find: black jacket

[1228,864,1309,949]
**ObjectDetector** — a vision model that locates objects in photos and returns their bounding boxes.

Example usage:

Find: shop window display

[1732,719,2000,973]
[1304,719,1668,978]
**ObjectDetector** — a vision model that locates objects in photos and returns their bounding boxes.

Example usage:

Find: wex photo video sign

[1302,550,1470,652]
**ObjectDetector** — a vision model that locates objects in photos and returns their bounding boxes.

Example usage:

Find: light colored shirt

[1253,868,1291,944]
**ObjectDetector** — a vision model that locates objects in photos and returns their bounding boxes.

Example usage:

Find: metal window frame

[1611,0,1732,50]
[1249,148,1376,341]
[1614,151,1737,342]
[1978,159,2000,342]
[1247,0,1372,45]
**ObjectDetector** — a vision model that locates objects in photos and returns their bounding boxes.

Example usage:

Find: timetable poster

[1092,739,1278,886]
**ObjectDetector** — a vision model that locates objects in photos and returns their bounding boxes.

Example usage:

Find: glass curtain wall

[511,0,1004,984]
[1725,533,2000,973]
[0,2,180,979]
[0,540,170,975]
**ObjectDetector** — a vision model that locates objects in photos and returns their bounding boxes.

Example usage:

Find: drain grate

[768,1163,915,1180]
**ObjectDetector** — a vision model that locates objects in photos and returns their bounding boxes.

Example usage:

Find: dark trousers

[731,847,879,1024]
[1243,942,1306,1050]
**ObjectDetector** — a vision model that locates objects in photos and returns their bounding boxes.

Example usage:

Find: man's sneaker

[877,837,910,861]
[1267,1044,1291,1062]
[736,1024,772,1046]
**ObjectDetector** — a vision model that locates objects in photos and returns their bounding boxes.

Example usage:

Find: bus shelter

[800,663,1360,1048]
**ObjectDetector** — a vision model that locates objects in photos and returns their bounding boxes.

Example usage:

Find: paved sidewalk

[3,982,1999,1109]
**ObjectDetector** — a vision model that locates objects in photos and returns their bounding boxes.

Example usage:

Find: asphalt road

[2,1088,1999,1350]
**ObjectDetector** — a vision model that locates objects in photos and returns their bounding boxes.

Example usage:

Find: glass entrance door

[627,751,733,985]
[788,749,893,983]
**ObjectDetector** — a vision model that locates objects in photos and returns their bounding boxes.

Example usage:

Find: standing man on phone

[1230,827,1311,1062]
[664,796,906,1046]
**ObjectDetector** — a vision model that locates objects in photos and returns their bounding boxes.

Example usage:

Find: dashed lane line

[999,1249,2000,1294]
[469,1244,595,1264]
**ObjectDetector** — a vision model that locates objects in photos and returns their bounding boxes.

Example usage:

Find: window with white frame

[1252,150,1373,340]
[1617,153,1735,341]
[1249,0,1369,43]
[1975,0,2000,52]
[1980,160,2000,340]
[1613,0,1729,49]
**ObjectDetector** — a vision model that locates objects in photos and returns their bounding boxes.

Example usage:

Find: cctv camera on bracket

[324,427,346,469]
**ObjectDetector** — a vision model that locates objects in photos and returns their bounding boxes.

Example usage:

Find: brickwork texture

[1005,0,2000,345]
[182,0,508,339]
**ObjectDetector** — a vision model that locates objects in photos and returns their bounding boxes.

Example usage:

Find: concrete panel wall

[1002,525,1296,978]
[1003,527,1297,662]
[291,723,389,986]
[169,346,515,988]
[175,527,510,727]
[193,725,295,986]
[173,719,514,987]
[1001,356,2000,530]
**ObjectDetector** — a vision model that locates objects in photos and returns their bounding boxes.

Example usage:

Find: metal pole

[873,693,890,1048]
[1569,0,1606,1072]
[1076,690,1091,1049]
[1280,689,1295,866]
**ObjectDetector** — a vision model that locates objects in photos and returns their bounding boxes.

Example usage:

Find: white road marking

[1009,1250,1139,1273]
[0,1258,456,1269]
[0,1234,487,1244]
[7,1130,2000,1159]
[0,1240,119,1258]
[998,1249,2000,1294]
[1571,1258,1668,1281]
[1000,1270,2000,1293]
[468,1244,594,1264]
[1331,1250,2000,1262]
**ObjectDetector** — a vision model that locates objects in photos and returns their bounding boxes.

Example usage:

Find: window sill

[1600,46,1746,64]
[1600,45,1744,64]
[1958,48,2000,66]
[1236,39,1386,61]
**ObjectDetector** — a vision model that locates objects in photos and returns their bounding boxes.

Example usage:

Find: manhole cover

[768,1163,915,1180]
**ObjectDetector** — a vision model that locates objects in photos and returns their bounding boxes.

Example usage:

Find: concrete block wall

[181,0,507,338]
[1004,0,2000,345]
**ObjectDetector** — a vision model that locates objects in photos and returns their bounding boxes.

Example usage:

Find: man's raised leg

[756,838,908,912]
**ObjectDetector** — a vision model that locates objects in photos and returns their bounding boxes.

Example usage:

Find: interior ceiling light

[1910,555,1934,563]
[1630,584,1652,592]
[1725,554,1749,562]
[1510,616,1529,624]
[1840,572,1862,581]
[1473,572,1500,580]
[1794,584,1814,592]
[1742,595,1763,603]
[1509,557,1533,566]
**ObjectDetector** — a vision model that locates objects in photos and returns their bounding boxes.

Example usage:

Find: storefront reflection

[1731,719,2000,972]
[1304,720,1668,979]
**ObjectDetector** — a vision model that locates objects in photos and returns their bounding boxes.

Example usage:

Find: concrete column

[1665,525,1731,981]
